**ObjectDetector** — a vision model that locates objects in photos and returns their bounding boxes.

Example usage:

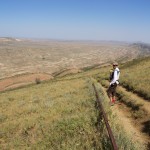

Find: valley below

[0,38,147,79]
[1,38,149,91]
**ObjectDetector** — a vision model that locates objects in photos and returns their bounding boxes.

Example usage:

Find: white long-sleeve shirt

[110,67,120,85]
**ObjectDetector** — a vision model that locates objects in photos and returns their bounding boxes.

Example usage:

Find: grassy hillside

[95,56,150,149]
[0,67,144,149]
[120,56,150,100]
[96,56,150,100]
[0,77,100,149]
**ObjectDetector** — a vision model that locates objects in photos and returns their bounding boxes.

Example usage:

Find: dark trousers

[107,83,117,97]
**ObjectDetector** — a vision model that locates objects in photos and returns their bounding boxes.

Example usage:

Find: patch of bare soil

[0,73,53,91]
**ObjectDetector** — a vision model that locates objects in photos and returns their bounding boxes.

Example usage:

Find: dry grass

[0,63,147,149]
[92,80,145,150]
[120,56,150,100]
[0,76,103,149]
[0,73,53,92]
[95,56,150,100]
[98,79,149,119]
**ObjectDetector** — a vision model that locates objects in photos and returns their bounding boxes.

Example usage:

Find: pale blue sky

[0,0,150,43]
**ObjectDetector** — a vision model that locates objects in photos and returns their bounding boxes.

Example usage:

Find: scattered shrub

[35,78,41,84]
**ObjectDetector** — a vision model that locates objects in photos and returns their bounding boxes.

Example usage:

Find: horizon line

[0,36,149,44]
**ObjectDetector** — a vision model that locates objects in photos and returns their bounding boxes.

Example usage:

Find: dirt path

[101,83,150,149]
[111,84,150,149]
[111,103,149,147]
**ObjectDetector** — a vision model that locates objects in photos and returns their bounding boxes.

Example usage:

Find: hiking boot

[112,99,116,103]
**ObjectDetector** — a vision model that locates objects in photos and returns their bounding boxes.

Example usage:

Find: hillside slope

[0,64,145,149]
[96,56,150,149]
[0,77,100,149]
[120,56,150,100]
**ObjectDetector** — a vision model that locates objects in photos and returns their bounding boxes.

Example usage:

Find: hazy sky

[0,0,150,43]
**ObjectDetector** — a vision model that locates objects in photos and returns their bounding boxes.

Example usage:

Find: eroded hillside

[0,38,146,79]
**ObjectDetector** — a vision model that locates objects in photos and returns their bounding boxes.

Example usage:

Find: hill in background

[1,56,149,149]
[0,38,149,80]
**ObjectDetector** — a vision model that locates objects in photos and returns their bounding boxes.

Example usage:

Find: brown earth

[0,73,53,91]
[0,68,83,92]
[119,86,150,115]
[0,38,146,79]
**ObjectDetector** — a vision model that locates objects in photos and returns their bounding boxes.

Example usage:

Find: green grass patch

[120,56,150,100]
[0,77,103,149]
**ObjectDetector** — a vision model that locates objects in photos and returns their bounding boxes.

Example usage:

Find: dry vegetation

[0,77,100,149]
[99,79,150,148]
[0,38,145,80]
[0,67,144,149]
[96,56,150,100]
[120,56,150,100]
[95,57,150,148]
[0,38,150,149]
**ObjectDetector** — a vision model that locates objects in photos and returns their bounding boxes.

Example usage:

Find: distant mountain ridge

[130,42,150,56]
[132,42,150,49]
[0,37,22,42]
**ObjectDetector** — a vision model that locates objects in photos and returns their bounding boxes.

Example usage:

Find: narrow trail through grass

[99,81,150,148]
[118,85,150,147]
[110,102,149,145]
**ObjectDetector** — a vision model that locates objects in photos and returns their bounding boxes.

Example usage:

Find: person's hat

[113,62,118,66]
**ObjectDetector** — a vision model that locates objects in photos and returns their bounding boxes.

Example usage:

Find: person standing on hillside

[107,62,120,105]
